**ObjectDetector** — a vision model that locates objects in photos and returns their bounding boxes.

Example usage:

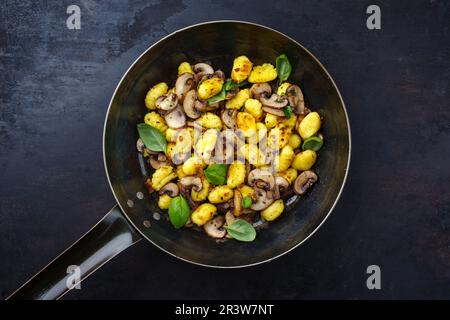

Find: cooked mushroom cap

[164,105,186,129]
[193,63,214,75]
[262,106,286,117]
[155,93,178,111]
[180,176,203,192]
[225,210,236,226]
[286,85,305,114]
[275,176,289,191]
[233,189,243,216]
[175,73,195,101]
[250,83,272,100]
[204,215,226,238]
[294,170,318,195]
[183,89,202,119]
[159,182,179,197]
[212,70,225,80]
[221,109,238,129]
[149,153,170,169]
[260,93,288,109]
[136,138,145,153]
[251,187,275,211]
[216,200,233,214]
[248,169,275,190]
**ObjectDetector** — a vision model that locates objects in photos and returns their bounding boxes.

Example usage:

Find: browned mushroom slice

[294,170,318,195]
[204,215,226,238]
[164,105,186,129]
[149,153,171,169]
[179,176,202,192]
[250,83,272,100]
[221,109,238,129]
[260,93,288,109]
[159,182,179,197]
[183,89,202,119]
[155,93,178,111]
[262,106,285,117]
[136,138,145,153]
[248,169,275,191]
[251,187,275,211]
[175,73,195,101]
[212,70,225,80]
[286,85,305,114]
[216,200,233,214]
[193,63,214,75]
[225,210,236,226]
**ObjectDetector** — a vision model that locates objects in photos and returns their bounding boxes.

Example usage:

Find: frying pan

[7,21,351,300]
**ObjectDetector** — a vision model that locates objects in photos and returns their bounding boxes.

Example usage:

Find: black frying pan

[8,21,351,300]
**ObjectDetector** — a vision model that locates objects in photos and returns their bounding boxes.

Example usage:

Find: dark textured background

[1,0,449,299]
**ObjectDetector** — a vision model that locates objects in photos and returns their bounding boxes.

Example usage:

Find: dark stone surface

[0,0,449,299]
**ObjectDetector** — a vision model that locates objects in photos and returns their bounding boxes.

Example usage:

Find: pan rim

[102,20,352,268]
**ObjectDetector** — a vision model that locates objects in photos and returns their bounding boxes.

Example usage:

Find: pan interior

[104,21,350,267]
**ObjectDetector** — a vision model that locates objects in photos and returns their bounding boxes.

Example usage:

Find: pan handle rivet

[127,199,134,207]
[143,220,151,228]
[136,192,144,200]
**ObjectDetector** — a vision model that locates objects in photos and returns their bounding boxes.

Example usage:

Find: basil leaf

[168,195,190,229]
[225,219,256,242]
[204,163,228,185]
[208,80,248,105]
[276,54,292,83]
[207,88,226,104]
[283,106,293,119]
[302,136,323,152]
[137,123,166,152]
[242,196,252,209]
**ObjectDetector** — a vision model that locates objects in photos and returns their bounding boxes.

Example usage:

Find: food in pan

[136,54,323,242]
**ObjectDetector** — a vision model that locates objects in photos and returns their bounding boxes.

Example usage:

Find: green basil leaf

[276,54,292,83]
[204,163,228,185]
[225,219,256,242]
[137,123,166,152]
[283,106,293,119]
[242,196,252,209]
[207,88,226,104]
[208,80,248,105]
[168,195,190,229]
[302,136,323,152]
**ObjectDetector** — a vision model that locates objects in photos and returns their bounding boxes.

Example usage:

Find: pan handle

[7,205,142,300]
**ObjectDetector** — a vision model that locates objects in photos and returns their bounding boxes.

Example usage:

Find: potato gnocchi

[137,54,324,241]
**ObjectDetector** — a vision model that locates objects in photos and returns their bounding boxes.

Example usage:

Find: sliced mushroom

[177,181,199,210]
[193,63,214,75]
[136,138,145,153]
[206,100,223,110]
[221,109,237,129]
[251,187,275,211]
[179,176,202,192]
[262,106,286,117]
[155,93,178,111]
[164,105,186,129]
[204,215,226,238]
[225,87,238,100]
[248,169,275,191]
[294,170,318,195]
[225,210,236,226]
[286,85,305,114]
[212,70,225,80]
[260,93,288,109]
[233,189,243,216]
[175,73,195,101]
[149,153,171,169]
[183,89,202,119]
[216,200,233,214]
[159,182,179,197]
[275,176,289,192]
[250,83,272,100]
